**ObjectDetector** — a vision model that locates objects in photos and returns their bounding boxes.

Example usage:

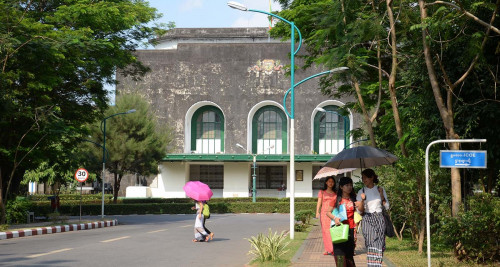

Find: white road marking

[26,248,73,258]
[100,236,130,243]
[180,225,192,228]
[147,229,168,233]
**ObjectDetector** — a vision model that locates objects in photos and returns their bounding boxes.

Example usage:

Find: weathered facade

[117,28,359,198]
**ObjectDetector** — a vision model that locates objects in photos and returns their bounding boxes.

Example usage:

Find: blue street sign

[440,150,487,168]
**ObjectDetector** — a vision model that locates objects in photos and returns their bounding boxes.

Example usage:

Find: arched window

[314,106,349,154]
[252,106,287,154]
[191,106,224,153]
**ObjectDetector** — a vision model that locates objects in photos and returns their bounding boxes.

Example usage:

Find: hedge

[30,201,317,216]
[28,194,113,201]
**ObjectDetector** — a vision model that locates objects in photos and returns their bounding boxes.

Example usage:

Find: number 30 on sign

[75,168,89,183]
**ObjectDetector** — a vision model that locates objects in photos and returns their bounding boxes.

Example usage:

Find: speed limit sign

[75,168,89,182]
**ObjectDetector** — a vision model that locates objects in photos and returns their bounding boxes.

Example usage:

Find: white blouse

[195,203,204,228]
[356,185,390,213]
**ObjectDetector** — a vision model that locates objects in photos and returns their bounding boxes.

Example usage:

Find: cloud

[180,0,203,12]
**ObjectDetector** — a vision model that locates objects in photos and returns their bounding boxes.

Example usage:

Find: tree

[272,0,410,154]
[0,0,166,223]
[272,0,500,254]
[417,0,500,215]
[87,94,173,202]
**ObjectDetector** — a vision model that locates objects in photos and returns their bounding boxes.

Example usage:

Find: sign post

[425,139,487,267]
[75,168,89,221]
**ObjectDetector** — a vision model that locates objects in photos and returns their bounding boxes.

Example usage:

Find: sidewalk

[291,223,391,266]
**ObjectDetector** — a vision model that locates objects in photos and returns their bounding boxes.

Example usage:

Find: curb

[0,219,118,240]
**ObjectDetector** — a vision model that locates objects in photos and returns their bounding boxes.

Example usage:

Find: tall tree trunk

[352,78,377,147]
[113,172,119,204]
[0,166,6,224]
[418,0,462,216]
[418,216,426,254]
[386,0,408,157]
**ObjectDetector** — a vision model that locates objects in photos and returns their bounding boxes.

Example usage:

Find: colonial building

[116,28,359,199]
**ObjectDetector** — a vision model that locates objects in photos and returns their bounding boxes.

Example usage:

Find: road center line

[26,248,73,258]
[100,236,130,243]
[147,229,168,233]
[180,224,192,228]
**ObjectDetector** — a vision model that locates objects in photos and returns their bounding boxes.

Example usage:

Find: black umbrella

[323,146,398,169]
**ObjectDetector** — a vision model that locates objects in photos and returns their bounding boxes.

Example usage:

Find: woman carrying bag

[327,177,359,267]
[356,169,390,267]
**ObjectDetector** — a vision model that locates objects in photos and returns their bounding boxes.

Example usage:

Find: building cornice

[162,154,335,162]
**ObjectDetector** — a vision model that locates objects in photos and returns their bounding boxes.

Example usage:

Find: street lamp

[236,143,274,203]
[314,107,349,151]
[100,109,136,218]
[228,1,348,239]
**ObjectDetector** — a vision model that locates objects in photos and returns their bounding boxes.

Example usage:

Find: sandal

[210,233,214,240]
[192,239,199,242]
[323,252,331,255]
[205,235,210,242]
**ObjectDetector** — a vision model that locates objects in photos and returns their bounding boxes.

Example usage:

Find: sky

[147,0,282,28]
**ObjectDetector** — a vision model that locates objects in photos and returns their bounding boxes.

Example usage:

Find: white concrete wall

[126,186,152,198]
[151,162,187,198]
[287,163,314,197]
[223,162,251,198]
[150,161,320,199]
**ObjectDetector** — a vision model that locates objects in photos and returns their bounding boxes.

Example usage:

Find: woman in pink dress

[315,176,337,255]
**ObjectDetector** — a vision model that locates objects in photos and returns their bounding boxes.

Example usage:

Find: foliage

[295,209,314,225]
[378,151,450,252]
[29,193,113,202]
[5,197,33,224]
[28,200,318,217]
[247,229,290,262]
[438,193,500,263]
[273,0,500,255]
[0,0,167,223]
[86,94,174,202]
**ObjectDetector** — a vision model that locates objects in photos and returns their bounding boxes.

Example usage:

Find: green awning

[162,153,335,162]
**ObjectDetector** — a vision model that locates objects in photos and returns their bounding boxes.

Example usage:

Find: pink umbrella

[313,167,357,180]
[183,181,213,201]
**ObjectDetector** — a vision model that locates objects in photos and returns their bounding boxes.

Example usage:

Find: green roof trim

[162,154,335,162]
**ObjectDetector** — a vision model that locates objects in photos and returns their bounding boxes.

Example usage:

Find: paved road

[0,214,289,267]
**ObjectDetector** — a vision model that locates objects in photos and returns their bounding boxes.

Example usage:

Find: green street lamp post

[236,143,274,203]
[100,109,136,218]
[228,1,348,239]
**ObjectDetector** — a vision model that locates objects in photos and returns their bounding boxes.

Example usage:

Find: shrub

[247,229,290,262]
[6,197,33,224]
[438,193,500,263]
[295,210,314,225]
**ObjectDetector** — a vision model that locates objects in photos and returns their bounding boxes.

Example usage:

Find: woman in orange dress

[315,176,337,255]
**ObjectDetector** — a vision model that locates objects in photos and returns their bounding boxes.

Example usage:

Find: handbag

[377,187,395,237]
[382,206,395,237]
[354,211,362,224]
[330,224,349,244]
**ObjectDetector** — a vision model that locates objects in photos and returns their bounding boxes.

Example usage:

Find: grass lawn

[384,237,498,267]
[247,222,314,267]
